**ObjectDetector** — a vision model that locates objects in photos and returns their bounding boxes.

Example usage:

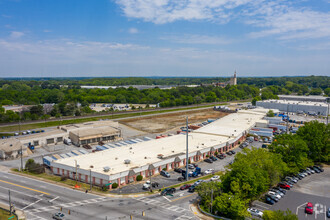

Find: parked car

[247,208,263,217]
[265,196,275,205]
[226,151,233,156]
[270,189,284,197]
[230,150,236,154]
[326,207,330,218]
[161,188,176,196]
[314,165,324,172]
[278,183,290,190]
[188,164,195,169]
[311,167,321,173]
[160,170,170,178]
[204,158,213,163]
[217,154,225,159]
[193,180,204,186]
[305,202,313,214]
[285,177,297,183]
[268,191,281,199]
[273,187,286,194]
[180,184,191,190]
[52,212,65,220]
[174,168,183,173]
[210,175,220,181]
[306,167,315,174]
[266,194,279,202]
[204,169,214,175]
[210,155,218,161]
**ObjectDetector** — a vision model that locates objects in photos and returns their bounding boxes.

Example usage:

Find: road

[0,139,261,220]
[0,171,198,220]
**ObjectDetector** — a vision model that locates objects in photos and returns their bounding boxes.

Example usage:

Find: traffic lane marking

[296,202,307,215]
[0,179,50,195]
[0,185,39,198]
[49,196,59,203]
[171,193,196,202]
[22,198,43,210]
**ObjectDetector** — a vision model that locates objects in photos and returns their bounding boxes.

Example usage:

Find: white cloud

[128,27,139,34]
[161,34,233,45]
[115,0,330,41]
[10,31,24,39]
[115,0,252,24]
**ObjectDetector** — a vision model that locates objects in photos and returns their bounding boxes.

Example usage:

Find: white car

[306,168,315,174]
[247,208,263,217]
[268,191,281,199]
[210,175,220,181]
[142,180,151,189]
[52,212,65,220]
[204,169,214,175]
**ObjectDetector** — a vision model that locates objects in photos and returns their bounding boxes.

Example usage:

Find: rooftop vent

[90,165,94,168]
[124,159,131,164]
[103,166,110,172]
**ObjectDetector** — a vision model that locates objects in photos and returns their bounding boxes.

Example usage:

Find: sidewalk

[190,204,214,220]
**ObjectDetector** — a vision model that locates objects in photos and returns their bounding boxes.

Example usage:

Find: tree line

[196,121,329,219]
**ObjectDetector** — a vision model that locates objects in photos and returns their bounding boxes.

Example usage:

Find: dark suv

[161,188,176,196]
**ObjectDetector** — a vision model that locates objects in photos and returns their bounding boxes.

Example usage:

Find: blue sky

[0,0,329,77]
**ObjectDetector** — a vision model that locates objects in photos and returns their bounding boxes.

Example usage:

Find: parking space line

[163,196,171,202]
[296,202,307,215]
[22,199,42,210]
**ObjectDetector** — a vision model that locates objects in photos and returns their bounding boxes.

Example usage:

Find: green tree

[252,96,261,106]
[267,110,275,117]
[269,134,312,173]
[324,88,330,96]
[296,121,330,162]
[213,193,250,219]
[262,209,298,220]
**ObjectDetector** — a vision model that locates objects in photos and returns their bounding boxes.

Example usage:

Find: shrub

[60,176,67,181]
[102,186,108,191]
[112,183,118,189]
[136,175,143,181]
[206,155,209,158]
[162,168,167,171]
[214,151,218,156]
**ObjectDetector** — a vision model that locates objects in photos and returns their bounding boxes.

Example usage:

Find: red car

[180,184,191,190]
[278,183,290,190]
[305,202,313,214]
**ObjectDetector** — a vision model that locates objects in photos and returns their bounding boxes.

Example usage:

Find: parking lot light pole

[185,117,189,181]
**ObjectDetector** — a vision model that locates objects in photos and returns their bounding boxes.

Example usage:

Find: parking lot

[111,140,263,194]
[252,166,330,219]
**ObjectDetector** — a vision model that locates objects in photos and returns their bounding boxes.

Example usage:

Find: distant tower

[233,70,237,85]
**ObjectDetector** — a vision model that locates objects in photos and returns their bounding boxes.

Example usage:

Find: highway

[0,171,198,220]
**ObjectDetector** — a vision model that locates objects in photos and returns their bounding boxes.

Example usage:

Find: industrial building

[0,138,27,160]
[278,95,329,103]
[256,100,329,116]
[49,108,269,188]
[18,130,67,147]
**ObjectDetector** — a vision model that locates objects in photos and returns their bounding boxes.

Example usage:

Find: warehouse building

[17,130,67,147]
[0,138,27,160]
[278,95,329,103]
[69,127,120,146]
[50,108,269,188]
[256,100,329,116]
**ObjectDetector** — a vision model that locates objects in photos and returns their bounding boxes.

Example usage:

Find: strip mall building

[49,109,270,189]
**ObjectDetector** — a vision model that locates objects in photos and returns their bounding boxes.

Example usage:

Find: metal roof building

[50,108,269,188]
[278,95,329,103]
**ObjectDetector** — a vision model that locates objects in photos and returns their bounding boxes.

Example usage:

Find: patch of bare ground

[119,108,229,134]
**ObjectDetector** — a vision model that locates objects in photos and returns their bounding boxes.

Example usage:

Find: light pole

[90,169,92,191]
[185,116,189,181]
[74,160,78,186]
[8,190,11,215]
[20,144,23,172]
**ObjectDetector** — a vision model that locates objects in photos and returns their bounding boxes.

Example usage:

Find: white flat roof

[53,108,268,175]
[258,100,328,107]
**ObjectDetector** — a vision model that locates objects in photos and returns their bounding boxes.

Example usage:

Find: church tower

[233,70,237,85]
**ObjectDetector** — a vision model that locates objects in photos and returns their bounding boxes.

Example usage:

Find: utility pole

[90,169,92,190]
[185,116,189,181]
[8,190,11,215]
[74,160,78,186]
[286,104,289,134]
[149,169,152,192]
[18,111,21,135]
[20,144,23,172]
[327,103,329,125]
[210,189,213,214]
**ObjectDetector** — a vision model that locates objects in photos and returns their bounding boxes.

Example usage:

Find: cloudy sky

[0,0,329,77]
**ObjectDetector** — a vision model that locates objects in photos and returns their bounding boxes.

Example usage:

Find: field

[120,108,229,134]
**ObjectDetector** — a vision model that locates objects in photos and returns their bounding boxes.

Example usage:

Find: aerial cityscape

[0,0,329,220]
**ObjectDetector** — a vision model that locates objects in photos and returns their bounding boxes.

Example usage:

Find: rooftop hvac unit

[103,166,110,172]
[124,159,131,164]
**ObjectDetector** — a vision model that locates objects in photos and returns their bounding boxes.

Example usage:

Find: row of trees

[197,121,328,219]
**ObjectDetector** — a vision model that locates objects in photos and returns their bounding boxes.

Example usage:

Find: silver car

[52,212,65,220]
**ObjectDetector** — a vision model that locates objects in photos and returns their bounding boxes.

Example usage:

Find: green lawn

[0,208,17,220]
[0,104,217,133]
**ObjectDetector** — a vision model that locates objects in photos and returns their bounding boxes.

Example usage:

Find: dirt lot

[119,108,229,134]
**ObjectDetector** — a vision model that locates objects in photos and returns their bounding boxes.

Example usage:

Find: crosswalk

[25,197,110,215]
